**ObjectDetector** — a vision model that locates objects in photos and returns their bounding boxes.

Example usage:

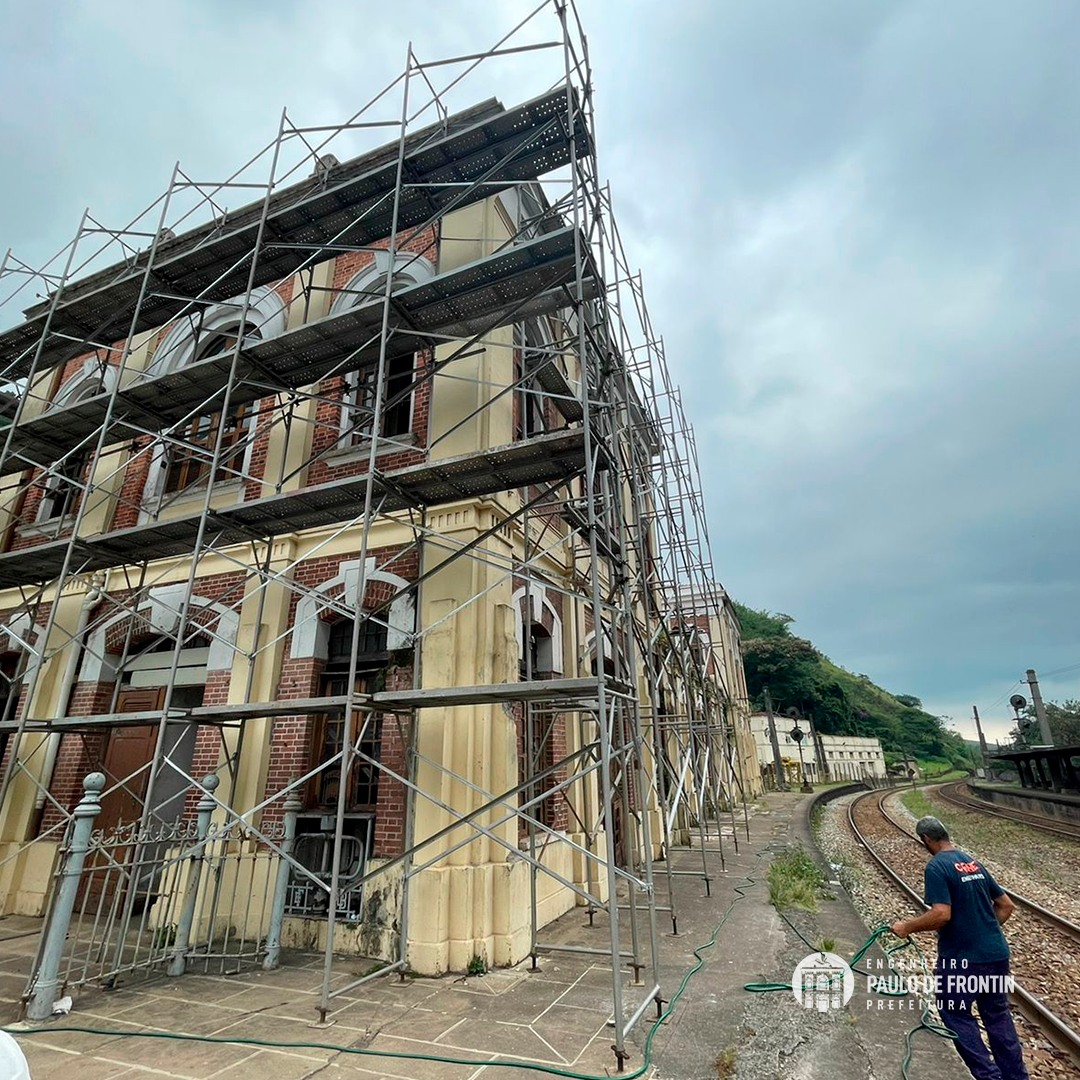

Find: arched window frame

[512,584,564,680]
[329,253,435,451]
[36,360,119,525]
[140,287,286,516]
[513,317,554,442]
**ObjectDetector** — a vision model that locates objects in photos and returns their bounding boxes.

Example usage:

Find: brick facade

[262,546,417,856]
[511,581,569,835]
[6,348,123,553]
[30,575,245,832]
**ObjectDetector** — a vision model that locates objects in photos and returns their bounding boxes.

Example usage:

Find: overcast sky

[1,1,1077,743]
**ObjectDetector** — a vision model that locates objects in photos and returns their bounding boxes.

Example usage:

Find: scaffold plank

[1,678,636,734]
[372,676,632,710]
[0,694,354,733]
[0,429,586,587]
[533,356,584,422]
[3,228,593,474]
[0,87,589,378]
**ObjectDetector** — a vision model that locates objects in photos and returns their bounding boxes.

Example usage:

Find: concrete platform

[0,791,970,1079]
[969,780,1080,825]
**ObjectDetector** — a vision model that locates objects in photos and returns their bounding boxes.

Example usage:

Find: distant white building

[749,714,887,785]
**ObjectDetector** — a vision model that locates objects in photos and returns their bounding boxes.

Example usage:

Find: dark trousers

[935,958,1029,1080]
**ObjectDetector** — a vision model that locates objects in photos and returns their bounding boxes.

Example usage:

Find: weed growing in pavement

[355,961,385,978]
[815,936,837,953]
[768,845,827,911]
[714,1046,737,1079]
[153,923,177,949]
[467,953,487,977]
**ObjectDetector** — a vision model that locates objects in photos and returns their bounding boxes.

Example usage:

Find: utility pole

[1025,669,1054,746]
[763,688,787,792]
[972,705,990,775]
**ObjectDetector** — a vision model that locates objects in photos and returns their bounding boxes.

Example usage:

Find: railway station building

[0,8,758,1052]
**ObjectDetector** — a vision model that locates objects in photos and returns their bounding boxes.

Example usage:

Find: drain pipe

[33,573,105,819]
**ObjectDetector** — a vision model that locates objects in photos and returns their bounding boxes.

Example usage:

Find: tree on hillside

[732,603,795,641]
[1049,701,1080,744]
[894,694,922,709]
[1023,699,1080,746]
[740,634,821,713]
[810,679,854,734]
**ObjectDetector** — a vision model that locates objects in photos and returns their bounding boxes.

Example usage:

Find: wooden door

[79,689,164,912]
[98,688,165,833]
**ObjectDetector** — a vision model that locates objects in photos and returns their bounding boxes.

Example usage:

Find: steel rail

[875,790,1080,947]
[845,788,1080,1066]
[935,782,1080,843]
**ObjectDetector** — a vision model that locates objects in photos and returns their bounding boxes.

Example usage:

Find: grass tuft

[901,789,934,819]
[768,845,826,911]
[714,1046,737,1079]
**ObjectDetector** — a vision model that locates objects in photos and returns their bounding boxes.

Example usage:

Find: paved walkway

[1,791,969,1080]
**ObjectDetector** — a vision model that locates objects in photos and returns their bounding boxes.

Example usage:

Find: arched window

[37,362,118,523]
[513,585,563,681]
[144,288,285,506]
[308,618,388,813]
[520,622,553,680]
[162,326,252,495]
[330,254,434,447]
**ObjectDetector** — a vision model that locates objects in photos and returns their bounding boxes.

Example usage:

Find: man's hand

[891,905,950,938]
[993,892,1016,926]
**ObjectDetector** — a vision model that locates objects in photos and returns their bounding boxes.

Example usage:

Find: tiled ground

[0,843,719,1080]
[1,795,959,1080]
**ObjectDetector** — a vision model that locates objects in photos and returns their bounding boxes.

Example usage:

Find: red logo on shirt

[953,861,980,874]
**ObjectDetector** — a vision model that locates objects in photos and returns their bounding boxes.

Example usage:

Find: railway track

[846,788,1080,1069]
[935,781,1080,842]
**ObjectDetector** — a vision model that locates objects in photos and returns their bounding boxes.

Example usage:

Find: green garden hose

[3,853,955,1080]
[5,854,769,1080]
[744,915,957,1079]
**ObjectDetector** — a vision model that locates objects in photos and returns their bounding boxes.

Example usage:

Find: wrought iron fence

[24,774,290,1018]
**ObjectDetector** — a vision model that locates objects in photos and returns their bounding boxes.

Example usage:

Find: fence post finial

[25,772,105,1021]
[263,786,304,970]
[167,774,220,978]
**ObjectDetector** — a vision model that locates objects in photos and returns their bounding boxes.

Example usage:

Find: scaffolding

[0,2,756,1068]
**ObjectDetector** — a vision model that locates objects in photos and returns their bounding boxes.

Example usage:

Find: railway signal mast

[972,705,991,772]
[1025,668,1055,746]
[1010,694,1036,747]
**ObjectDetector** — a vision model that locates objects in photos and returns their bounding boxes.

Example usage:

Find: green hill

[734,603,974,773]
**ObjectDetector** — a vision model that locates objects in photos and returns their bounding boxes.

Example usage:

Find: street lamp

[786,708,814,794]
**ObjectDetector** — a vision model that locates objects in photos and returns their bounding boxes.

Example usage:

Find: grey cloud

[2,1,1077,739]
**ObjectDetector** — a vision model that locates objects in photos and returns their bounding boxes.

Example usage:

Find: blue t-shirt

[923,848,1009,964]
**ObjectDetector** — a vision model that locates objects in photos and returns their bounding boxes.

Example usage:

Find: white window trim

[329,254,435,452]
[512,583,564,677]
[290,557,415,659]
[82,587,241,684]
[139,288,286,520]
[149,286,287,377]
[33,361,119,527]
[328,252,436,318]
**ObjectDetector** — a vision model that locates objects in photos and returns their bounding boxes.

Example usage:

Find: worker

[890,815,1029,1080]
[0,1030,31,1079]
